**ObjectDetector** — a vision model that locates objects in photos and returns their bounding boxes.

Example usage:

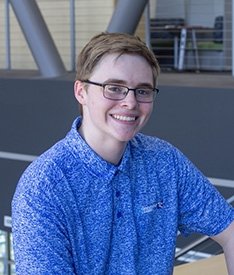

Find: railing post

[5,0,11,70]
[70,0,76,72]
[232,0,234,76]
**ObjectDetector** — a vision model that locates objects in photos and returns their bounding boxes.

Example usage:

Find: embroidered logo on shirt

[142,201,164,213]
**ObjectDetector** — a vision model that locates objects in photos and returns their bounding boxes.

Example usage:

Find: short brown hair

[76,32,160,86]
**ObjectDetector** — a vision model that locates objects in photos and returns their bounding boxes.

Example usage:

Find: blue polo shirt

[12,117,234,274]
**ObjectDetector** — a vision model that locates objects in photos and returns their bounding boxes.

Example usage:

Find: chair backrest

[213,16,223,43]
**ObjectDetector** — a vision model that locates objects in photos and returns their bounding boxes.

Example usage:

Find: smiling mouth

[112,114,137,121]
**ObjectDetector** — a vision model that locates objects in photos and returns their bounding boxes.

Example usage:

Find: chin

[117,133,137,142]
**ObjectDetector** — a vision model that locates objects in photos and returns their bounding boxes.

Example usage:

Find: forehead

[91,53,154,84]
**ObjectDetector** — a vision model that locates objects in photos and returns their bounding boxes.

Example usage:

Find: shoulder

[15,139,72,196]
[131,133,176,156]
[130,133,198,175]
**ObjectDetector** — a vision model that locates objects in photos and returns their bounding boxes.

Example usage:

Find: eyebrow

[104,78,153,88]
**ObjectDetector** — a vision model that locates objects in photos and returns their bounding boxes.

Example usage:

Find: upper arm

[211,220,234,274]
[211,220,234,248]
[12,168,75,274]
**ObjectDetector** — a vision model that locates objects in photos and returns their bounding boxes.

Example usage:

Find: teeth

[113,115,136,121]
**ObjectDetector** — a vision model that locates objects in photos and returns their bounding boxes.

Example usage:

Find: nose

[120,90,138,109]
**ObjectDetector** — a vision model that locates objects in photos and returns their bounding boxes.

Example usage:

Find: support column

[10,0,66,77]
[107,0,149,34]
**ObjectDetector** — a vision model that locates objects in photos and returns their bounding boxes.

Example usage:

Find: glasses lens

[104,84,127,100]
[136,89,155,103]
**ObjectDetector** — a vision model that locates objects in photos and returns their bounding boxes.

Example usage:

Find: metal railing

[2,0,234,75]
[0,231,14,275]
[149,0,234,74]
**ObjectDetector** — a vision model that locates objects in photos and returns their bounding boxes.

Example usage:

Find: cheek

[87,92,100,110]
[88,96,113,116]
[141,103,153,117]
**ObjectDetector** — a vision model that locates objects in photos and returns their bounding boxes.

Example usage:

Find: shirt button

[116,191,121,197]
[117,211,123,218]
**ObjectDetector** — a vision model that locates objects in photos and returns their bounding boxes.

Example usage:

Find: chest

[64,167,179,274]
[70,168,179,235]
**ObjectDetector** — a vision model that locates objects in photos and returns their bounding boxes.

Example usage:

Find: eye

[106,85,125,93]
[137,89,152,96]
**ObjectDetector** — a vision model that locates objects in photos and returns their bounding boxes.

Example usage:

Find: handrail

[175,236,209,259]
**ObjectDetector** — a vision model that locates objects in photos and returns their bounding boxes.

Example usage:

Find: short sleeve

[174,149,234,236]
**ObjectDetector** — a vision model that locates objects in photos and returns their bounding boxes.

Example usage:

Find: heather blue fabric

[12,117,234,275]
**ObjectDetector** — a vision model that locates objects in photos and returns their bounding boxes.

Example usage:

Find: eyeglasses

[82,80,159,103]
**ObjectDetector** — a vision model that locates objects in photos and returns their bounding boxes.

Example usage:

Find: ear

[74,80,87,105]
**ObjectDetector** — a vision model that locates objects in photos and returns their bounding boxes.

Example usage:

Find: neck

[78,124,127,165]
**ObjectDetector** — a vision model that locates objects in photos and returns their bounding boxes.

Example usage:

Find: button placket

[115,190,123,219]
[113,172,130,221]
[113,172,123,220]
[116,190,121,198]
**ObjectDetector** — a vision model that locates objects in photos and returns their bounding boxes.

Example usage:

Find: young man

[12,32,234,274]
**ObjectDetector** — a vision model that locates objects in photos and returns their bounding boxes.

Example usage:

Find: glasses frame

[81,79,159,103]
